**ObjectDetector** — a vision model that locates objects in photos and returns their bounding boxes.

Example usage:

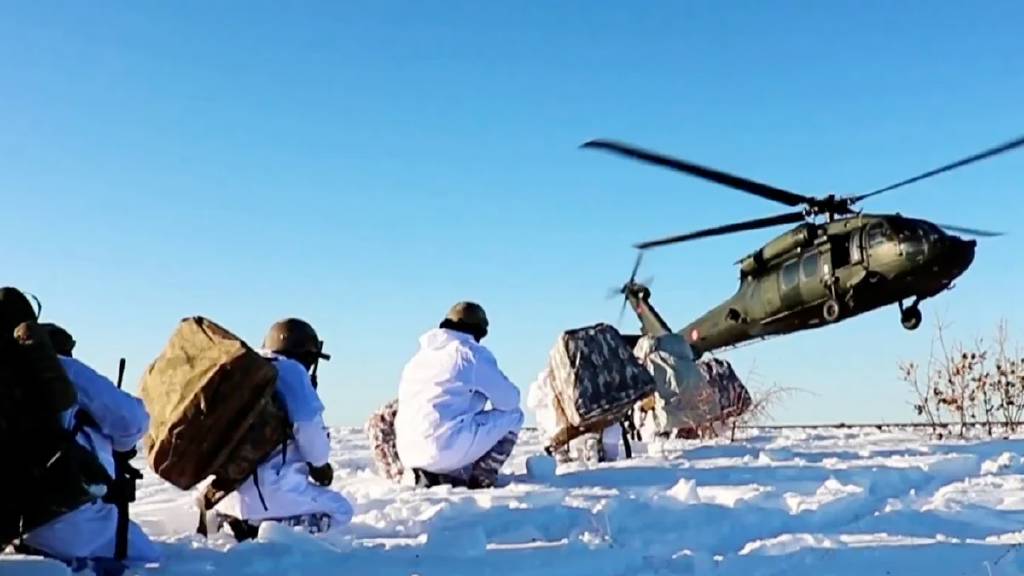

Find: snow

[525,454,557,480]
[0,555,70,576]
[36,427,1024,575]
[981,452,1024,475]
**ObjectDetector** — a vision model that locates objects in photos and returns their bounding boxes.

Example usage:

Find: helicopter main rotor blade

[852,134,1024,203]
[635,211,806,250]
[936,223,1005,238]
[582,139,813,208]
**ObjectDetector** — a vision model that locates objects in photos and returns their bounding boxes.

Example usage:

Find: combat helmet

[262,318,331,369]
[0,287,37,339]
[440,301,489,341]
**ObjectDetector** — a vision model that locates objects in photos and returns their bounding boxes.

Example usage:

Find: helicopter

[584,134,1024,357]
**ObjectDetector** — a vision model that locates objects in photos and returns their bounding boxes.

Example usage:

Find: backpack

[545,323,656,450]
[0,288,112,547]
[139,317,290,530]
[696,357,752,420]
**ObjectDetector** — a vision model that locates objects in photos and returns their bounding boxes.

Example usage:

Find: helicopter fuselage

[596,134,1013,357]
[678,213,977,356]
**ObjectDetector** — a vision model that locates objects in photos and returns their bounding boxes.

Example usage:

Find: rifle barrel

[116,358,126,390]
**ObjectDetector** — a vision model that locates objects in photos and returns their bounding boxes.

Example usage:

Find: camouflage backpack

[545,323,656,450]
[697,357,752,420]
[139,317,290,534]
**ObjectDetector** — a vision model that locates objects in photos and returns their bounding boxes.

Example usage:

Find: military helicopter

[584,134,1024,357]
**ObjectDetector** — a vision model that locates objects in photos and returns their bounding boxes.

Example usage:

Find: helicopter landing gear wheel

[901,306,922,331]
[823,299,841,323]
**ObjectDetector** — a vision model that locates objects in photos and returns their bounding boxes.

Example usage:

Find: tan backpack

[140,317,290,531]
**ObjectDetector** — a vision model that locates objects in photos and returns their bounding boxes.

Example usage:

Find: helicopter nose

[950,237,976,274]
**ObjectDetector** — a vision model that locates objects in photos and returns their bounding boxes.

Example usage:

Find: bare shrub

[725,362,806,441]
[690,379,728,439]
[729,383,802,437]
[903,318,1024,437]
[994,320,1024,432]
[901,359,941,433]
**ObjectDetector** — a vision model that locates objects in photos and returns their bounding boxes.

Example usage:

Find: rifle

[112,357,143,562]
[309,340,325,390]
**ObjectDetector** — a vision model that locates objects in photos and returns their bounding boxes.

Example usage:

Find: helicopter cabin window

[801,251,819,280]
[849,229,864,264]
[830,236,850,268]
[867,222,889,248]
[781,259,800,290]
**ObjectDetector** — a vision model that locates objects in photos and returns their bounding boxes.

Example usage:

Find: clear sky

[3,2,1022,426]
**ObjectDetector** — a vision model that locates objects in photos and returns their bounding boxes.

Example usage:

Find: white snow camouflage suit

[375,328,523,484]
[22,356,159,564]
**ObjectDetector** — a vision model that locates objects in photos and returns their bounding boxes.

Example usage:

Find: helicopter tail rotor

[610,251,645,329]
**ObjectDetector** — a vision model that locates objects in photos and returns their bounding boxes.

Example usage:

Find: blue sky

[3,2,1022,426]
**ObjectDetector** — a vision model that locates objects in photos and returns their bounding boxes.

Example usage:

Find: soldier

[1,303,159,571]
[23,349,158,568]
[370,302,524,488]
[211,319,352,540]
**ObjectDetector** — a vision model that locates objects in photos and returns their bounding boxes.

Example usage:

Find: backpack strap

[252,397,289,515]
[195,487,215,537]
[251,468,270,511]
[71,407,99,436]
[620,418,633,460]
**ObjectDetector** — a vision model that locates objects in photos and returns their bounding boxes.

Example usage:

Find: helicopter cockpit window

[920,221,942,240]
[781,259,800,290]
[801,252,819,280]
[892,219,929,241]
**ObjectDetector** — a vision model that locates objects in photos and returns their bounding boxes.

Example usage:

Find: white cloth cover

[632,334,719,433]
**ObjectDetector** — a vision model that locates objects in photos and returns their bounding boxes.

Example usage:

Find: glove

[307,462,334,487]
[113,447,138,465]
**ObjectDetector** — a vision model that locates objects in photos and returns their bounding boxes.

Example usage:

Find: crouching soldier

[212,319,353,540]
[369,302,524,489]
[19,320,159,568]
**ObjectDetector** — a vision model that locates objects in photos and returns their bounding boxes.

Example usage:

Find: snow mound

[981,452,1024,475]
[784,477,863,514]
[740,533,837,556]
[667,478,702,504]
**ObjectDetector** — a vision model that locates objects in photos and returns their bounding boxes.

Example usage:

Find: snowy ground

[121,428,1024,575]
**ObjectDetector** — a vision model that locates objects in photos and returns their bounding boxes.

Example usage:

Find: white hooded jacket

[395,328,524,474]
